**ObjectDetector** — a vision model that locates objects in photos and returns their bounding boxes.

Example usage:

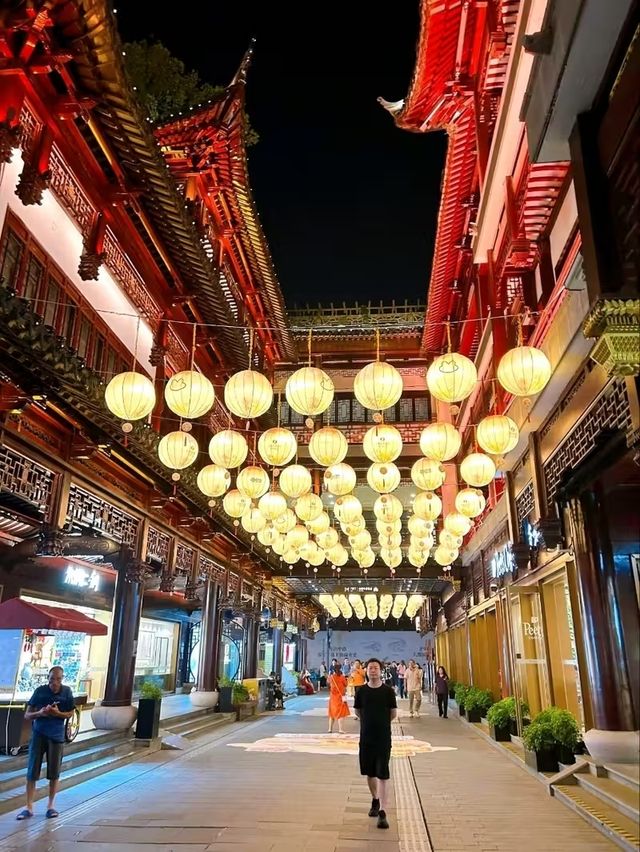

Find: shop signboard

[64,565,100,592]
[522,617,544,638]
[489,544,516,580]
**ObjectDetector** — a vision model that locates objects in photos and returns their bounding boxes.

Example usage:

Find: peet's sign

[489,544,516,579]
[522,618,544,639]
[64,565,100,592]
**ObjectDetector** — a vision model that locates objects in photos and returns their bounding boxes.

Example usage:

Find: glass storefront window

[133,618,179,693]
[219,617,244,681]
[510,591,550,717]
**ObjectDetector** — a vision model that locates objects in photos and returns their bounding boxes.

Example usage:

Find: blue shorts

[26,732,64,781]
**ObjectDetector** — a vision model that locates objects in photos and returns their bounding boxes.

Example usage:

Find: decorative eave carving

[583,299,640,377]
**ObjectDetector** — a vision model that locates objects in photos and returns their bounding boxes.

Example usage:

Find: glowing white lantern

[455,488,486,518]
[379,532,402,549]
[411,458,446,491]
[497,346,551,397]
[392,594,408,620]
[408,515,433,537]
[208,430,248,468]
[164,370,214,419]
[439,529,462,550]
[380,548,402,569]
[258,427,297,467]
[434,545,458,567]
[413,491,442,521]
[222,489,251,518]
[257,525,279,547]
[460,453,496,487]
[363,424,403,463]
[419,422,461,461]
[258,491,287,520]
[241,507,266,534]
[279,464,312,499]
[158,431,199,472]
[326,544,348,566]
[376,518,402,536]
[324,463,357,496]
[367,462,401,493]
[373,494,403,522]
[426,353,477,403]
[334,495,362,524]
[224,369,273,419]
[274,508,297,533]
[350,530,372,550]
[344,516,366,535]
[307,511,331,534]
[477,415,519,456]
[286,524,309,549]
[353,361,403,411]
[308,426,348,466]
[236,465,270,499]
[197,464,231,498]
[294,492,324,522]
[317,528,339,550]
[105,371,155,424]
[285,366,334,416]
[444,512,473,537]
[282,548,301,565]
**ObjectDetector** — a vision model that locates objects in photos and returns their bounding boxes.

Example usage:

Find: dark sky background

[116,2,446,307]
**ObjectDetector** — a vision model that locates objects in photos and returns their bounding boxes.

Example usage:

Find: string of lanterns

[316,593,424,623]
[104,327,552,573]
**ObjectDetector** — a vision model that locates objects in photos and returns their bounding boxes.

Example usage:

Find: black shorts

[26,732,64,782]
[359,742,391,780]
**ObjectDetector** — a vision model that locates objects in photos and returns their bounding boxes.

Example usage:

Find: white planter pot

[189,689,219,709]
[583,728,640,764]
[91,703,137,731]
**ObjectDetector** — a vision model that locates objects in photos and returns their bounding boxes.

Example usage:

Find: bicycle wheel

[65,707,81,742]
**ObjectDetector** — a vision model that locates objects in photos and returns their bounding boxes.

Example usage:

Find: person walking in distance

[353,658,397,830]
[16,666,75,820]
[327,664,350,733]
[435,666,450,718]
[405,659,422,718]
[397,660,406,699]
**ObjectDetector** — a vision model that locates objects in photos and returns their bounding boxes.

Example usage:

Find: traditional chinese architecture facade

[386,0,639,758]
[0,0,313,724]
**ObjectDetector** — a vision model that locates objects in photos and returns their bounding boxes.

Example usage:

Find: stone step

[601,762,640,793]
[575,771,640,823]
[0,728,129,772]
[553,784,640,852]
[0,745,140,816]
[163,712,235,739]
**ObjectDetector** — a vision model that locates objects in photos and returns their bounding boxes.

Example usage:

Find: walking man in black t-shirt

[353,657,397,830]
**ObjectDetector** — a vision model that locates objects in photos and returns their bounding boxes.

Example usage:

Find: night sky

[116,2,446,307]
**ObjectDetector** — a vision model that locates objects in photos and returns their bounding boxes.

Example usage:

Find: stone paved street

[0,694,615,851]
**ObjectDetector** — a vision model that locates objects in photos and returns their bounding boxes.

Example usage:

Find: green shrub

[218,674,233,688]
[465,687,493,715]
[486,697,530,728]
[454,683,471,705]
[140,681,163,701]
[522,706,580,751]
[232,682,250,704]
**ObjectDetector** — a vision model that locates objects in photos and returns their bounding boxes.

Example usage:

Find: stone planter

[524,747,559,773]
[235,700,258,721]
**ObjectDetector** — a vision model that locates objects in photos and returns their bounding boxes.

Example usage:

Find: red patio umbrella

[0,598,108,635]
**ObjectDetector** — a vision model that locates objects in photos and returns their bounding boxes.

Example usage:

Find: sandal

[16,809,33,820]
[46,808,59,819]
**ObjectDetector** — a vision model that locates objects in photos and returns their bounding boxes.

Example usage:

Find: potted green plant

[550,707,580,765]
[136,680,163,740]
[218,675,234,712]
[454,683,470,716]
[486,697,529,741]
[448,680,457,700]
[232,682,250,706]
[522,707,575,773]
[232,681,257,720]
[465,687,493,723]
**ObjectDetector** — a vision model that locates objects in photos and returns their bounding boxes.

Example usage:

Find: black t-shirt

[354,683,397,746]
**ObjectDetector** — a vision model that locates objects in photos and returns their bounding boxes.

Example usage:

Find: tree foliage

[123,40,258,145]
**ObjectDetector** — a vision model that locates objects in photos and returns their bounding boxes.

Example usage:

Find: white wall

[308,629,435,670]
[0,155,153,374]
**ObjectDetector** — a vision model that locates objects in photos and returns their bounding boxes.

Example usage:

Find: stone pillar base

[583,728,640,764]
[91,703,138,731]
[189,689,219,709]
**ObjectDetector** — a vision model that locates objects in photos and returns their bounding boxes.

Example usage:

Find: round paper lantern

[197,464,231,498]
[308,427,348,466]
[419,422,461,461]
[353,361,403,411]
[236,465,270,499]
[279,464,312,499]
[224,369,273,419]
[164,370,214,419]
[258,427,297,467]
[274,508,297,533]
[326,544,348,566]
[285,366,334,416]
[303,542,326,566]
[444,512,473,537]
[222,489,251,518]
[408,515,433,537]
[410,534,433,552]
[258,491,287,520]
[282,548,301,565]
[334,494,362,524]
[367,462,401,494]
[376,518,402,536]
[105,371,155,423]
[413,491,442,521]
[411,458,446,491]
[408,550,427,568]
[271,534,287,555]
[434,545,458,567]
[380,548,402,569]
[427,353,477,403]
[317,528,339,550]
[158,431,199,471]
[324,463,357,496]
[373,494,403,522]
[455,487,486,518]
[379,532,402,549]
[358,550,376,569]
[497,346,551,397]
[257,525,280,547]
[477,415,519,456]
[286,524,309,549]
[460,453,496,487]
[344,517,366,535]
[208,430,248,468]
[350,530,371,550]
[241,507,266,534]
[307,511,331,534]
[363,424,403,463]
[439,529,462,550]
[295,492,324,522]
